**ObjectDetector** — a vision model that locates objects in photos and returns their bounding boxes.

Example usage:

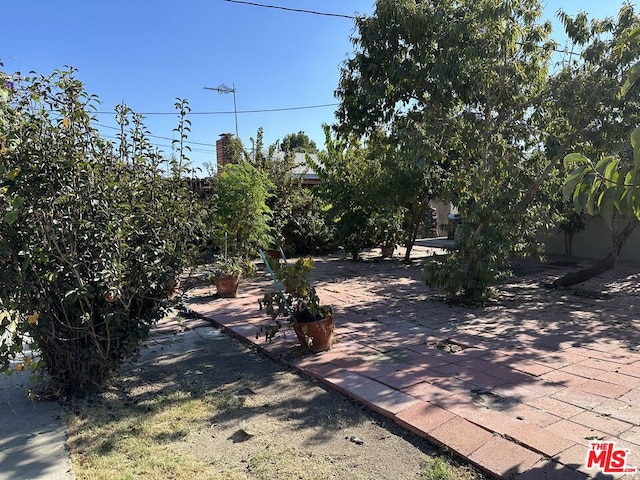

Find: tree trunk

[564,232,573,260]
[403,203,427,263]
[404,230,417,263]
[552,218,638,288]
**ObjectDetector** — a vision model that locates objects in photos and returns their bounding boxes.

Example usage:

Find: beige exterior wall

[430,201,452,237]
[543,217,640,262]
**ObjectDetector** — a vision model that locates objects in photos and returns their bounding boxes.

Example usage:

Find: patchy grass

[66,389,245,480]
[65,322,487,480]
[422,456,453,480]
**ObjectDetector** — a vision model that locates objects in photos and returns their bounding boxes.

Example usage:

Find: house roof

[273,152,320,182]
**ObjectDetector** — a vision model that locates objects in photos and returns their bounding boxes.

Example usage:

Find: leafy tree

[222,128,334,255]
[280,131,317,153]
[311,124,438,262]
[557,8,640,286]
[280,188,336,255]
[378,123,447,262]
[212,161,273,257]
[310,126,382,260]
[248,128,302,248]
[0,68,202,395]
[337,0,555,301]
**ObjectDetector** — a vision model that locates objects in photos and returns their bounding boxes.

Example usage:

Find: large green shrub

[336,0,555,299]
[213,161,273,257]
[0,68,201,396]
[311,126,382,260]
[221,128,336,255]
[280,188,336,255]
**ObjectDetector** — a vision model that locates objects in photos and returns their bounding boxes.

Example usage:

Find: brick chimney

[216,133,234,175]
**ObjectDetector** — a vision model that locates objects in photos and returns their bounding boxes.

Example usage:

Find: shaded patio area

[185,245,640,479]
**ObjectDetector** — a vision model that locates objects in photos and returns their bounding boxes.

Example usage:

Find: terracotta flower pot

[166,278,181,297]
[266,248,284,260]
[380,244,395,258]
[214,276,240,298]
[293,314,334,353]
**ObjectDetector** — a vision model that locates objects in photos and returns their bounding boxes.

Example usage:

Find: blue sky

[3,0,633,174]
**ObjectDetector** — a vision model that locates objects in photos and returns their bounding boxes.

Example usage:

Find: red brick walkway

[185,247,640,479]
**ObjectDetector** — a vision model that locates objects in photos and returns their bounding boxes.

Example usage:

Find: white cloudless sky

[3,1,634,174]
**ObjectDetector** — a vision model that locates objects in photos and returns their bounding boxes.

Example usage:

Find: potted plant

[264,246,286,271]
[210,255,245,298]
[258,257,334,352]
[380,242,396,258]
[374,211,403,258]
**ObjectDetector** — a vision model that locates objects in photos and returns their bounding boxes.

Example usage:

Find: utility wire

[100,133,216,153]
[95,123,218,147]
[95,102,338,116]
[223,0,355,19]
[93,101,341,148]
[44,112,218,149]
[224,1,579,58]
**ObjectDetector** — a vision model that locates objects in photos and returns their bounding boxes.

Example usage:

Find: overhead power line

[223,0,355,19]
[99,133,216,153]
[95,102,338,116]
[95,123,218,148]
[225,1,581,58]
[93,101,340,150]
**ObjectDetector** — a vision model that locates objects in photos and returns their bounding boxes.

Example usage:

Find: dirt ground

[63,249,640,479]
[77,321,488,480]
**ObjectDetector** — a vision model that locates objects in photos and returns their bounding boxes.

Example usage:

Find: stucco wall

[543,217,640,262]
[430,201,452,237]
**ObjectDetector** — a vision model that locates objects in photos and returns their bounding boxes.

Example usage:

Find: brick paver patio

[185,243,640,479]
